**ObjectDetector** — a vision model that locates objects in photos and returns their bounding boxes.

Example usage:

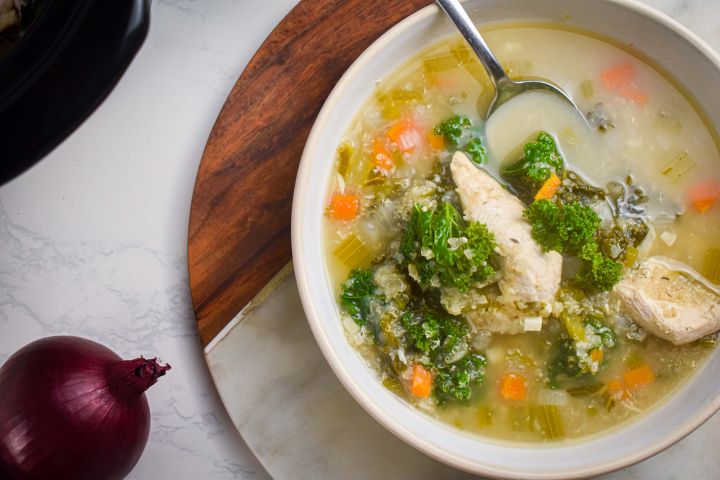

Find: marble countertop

[0,0,717,479]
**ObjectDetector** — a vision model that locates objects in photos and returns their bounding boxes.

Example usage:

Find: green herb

[503,131,564,185]
[339,268,381,326]
[433,115,471,146]
[464,138,487,165]
[402,202,497,292]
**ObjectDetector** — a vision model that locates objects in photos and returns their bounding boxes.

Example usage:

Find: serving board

[188,0,433,346]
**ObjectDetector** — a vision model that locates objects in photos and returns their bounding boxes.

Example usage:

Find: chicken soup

[324,25,720,442]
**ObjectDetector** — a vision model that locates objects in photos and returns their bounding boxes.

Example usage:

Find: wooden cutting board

[188,0,434,346]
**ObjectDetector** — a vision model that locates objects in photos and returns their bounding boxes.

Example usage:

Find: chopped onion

[485,346,504,365]
[0,336,170,480]
[660,230,677,247]
[538,389,570,406]
[523,316,543,332]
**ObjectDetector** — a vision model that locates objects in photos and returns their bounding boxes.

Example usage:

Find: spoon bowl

[436,0,585,120]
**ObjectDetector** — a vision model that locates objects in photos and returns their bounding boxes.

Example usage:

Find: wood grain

[188,0,434,346]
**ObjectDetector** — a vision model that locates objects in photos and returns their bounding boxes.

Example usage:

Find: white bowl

[292,1,720,477]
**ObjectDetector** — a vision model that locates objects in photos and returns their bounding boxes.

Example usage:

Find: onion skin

[0,336,170,480]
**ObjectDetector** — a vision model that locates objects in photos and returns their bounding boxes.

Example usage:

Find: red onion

[0,336,170,480]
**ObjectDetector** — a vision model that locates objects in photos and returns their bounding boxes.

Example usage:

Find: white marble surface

[0,0,718,479]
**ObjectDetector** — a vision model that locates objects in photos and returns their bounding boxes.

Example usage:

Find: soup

[323,25,720,442]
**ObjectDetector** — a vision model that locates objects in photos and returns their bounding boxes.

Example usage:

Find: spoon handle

[435,0,509,87]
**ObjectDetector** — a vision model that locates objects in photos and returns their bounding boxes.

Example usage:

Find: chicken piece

[451,152,562,332]
[612,257,720,345]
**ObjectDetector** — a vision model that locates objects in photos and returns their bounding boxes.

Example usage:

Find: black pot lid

[0,0,150,185]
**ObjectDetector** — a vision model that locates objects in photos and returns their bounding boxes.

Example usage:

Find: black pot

[0,0,151,186]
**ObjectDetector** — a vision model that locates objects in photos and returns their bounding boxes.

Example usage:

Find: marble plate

[204,267,720,479]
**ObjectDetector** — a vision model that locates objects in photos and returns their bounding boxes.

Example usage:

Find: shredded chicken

[451,151,562,333]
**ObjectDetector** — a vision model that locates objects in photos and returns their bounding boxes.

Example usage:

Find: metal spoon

[436,0,584,119]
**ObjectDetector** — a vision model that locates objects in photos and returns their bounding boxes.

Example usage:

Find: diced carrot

[410,364,433,398]
[371,138,394,171]
[329,193,359,221]
[618,86,648,104]
[607,379,629,400]
[602,63,635,90]
[500,373,526,401]
[387,120,423,154]
[534,173,562,200]
[624,365,655,390]
[601,63,647,104]
[688,179,720,213]
[590,349,604,363]
[427,132,445,150]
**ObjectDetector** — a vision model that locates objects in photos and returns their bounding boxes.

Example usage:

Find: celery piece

[477,405,493,428]
[623,246,639,268]
[333,234,374,269]
[702,247,720,284]
[533,405,565,440]
[336,142,354,176]
[449,43,471,63]
[377,87,424,120]
[462,60,492,87]
[661,151,695,183]
[510,406,533,432]
[580,80,594,100]
[424,54,462,73]
[561,311,586,341]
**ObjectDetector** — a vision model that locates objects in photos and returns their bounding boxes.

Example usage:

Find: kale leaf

[523,200,600,254]
[340,268,381,326]
[523,200,622,290]
[433,116,487,165]
[548,315,617,388]
[503,131,564,186]
[401,311,440,355]
[577,243,623,291]
[401,307,485,403]
[434,353,487,403]
[402,202,497,292]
